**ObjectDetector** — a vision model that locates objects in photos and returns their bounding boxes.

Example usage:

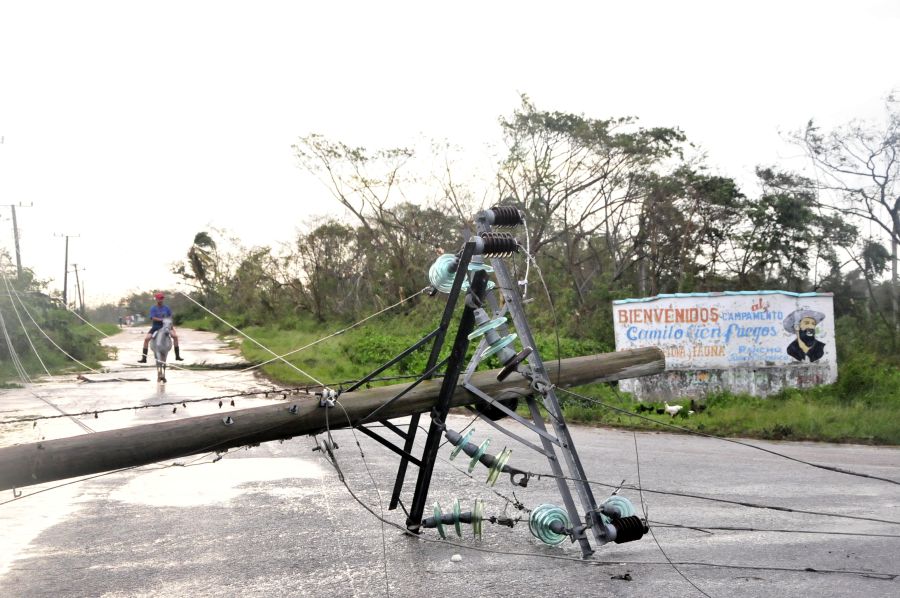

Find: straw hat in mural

[782,309,825,333]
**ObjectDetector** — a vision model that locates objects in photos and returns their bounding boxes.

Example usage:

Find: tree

[633,167,745,294]
[729,168,856,291]
[227,247,283,325]
[295,220,361,321]
[496,95,687,302]
[173,231,222,307]
[797,96,900,333]
[293,136,459,308]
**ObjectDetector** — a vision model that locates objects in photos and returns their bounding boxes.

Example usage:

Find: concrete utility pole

[0,347,665,491]
[1,202,32,279]
[70,263,86,316]
[55,233,79,307]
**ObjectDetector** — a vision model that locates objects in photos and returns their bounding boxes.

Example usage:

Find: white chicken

[663,402,683,417]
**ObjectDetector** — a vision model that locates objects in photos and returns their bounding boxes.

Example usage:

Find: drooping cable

[649,521,900,539]
[521,248,563,387]
[0,274,94,433]
[0,387,284,426]
[5,276,101,374]
[308,425,900,581]
[335,400,392,598]
[316,405,361,597]
[0,373,449,427]
[144,288,428,393]
[0,293,31,383]
[535,470,900,526]
[519,215,532,299]
[206,288,429,379]
[179,292,325,386]
[634,431,712,597]
[556,385,900,487]
[1,273,53,378]
[64,306,110,338]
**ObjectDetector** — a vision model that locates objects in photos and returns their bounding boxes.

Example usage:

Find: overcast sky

[1,1,897,306]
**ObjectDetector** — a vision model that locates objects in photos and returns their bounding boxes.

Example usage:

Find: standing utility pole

[70,263,87,315]
[1,202,32,279]
[55,233,79,307]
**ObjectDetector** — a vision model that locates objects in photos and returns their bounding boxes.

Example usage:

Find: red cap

[154,292,165,300]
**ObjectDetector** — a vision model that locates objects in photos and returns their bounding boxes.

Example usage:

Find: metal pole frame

[405,266,486,531]
[326,241,478,514]
[464,209,609,556]
[322,215,626,554]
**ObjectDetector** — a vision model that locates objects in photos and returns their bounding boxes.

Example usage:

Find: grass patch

[91,322,121,336]
[239,319,445,386]
[234,311,616,390]
[554,354,900,445]
[0,318,116,385]
[232,314,900,445]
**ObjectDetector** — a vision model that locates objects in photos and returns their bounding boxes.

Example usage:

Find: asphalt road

[1,328,898,597]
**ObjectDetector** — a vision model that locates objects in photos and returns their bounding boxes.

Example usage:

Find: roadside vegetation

[0,269,117,385]
[3,95,897,445]
[179,305,900,445]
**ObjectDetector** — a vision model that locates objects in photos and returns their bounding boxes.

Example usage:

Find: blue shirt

[150,305,172,321]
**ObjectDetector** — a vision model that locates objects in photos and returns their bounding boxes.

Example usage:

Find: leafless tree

[797,95,899,333]
[496,95,686,303]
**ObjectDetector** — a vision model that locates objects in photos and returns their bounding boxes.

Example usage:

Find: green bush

[211,308,900,445]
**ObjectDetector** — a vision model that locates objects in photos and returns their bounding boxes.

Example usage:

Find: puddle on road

[0,327,297,579]
[109,458,324,507]
[101,327,246,369]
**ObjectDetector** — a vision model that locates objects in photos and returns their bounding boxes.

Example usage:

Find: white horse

[152,317,174,383]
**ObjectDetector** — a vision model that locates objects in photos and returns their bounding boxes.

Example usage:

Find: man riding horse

[138,292,184,363]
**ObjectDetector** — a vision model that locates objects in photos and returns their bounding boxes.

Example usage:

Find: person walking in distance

[138,292,184,363]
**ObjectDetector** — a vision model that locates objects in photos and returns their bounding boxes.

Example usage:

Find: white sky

[1,1,898,306]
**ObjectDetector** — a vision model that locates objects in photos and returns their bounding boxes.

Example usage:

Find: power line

[2,283,430,419]
[178,292,327,386]
[1,271,54,378]
[555,385,900,487]
[335,400,392,598]
[312,424,900,582]
[3,273,101,373]
[650,520,900,539]
[0,374,447,427]
[634,431,713,597]
[537,472,900,527]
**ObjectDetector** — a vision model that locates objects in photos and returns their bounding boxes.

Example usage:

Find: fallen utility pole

[0,347,664,492]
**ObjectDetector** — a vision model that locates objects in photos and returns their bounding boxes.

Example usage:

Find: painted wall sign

[613,291,836,397]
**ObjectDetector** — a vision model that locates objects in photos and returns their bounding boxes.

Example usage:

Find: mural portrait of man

[783,308,826,362]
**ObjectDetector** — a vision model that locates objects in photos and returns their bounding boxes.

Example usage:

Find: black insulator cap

[479,232,519,257]
[612,516,648,544]
[487,205,525,227]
